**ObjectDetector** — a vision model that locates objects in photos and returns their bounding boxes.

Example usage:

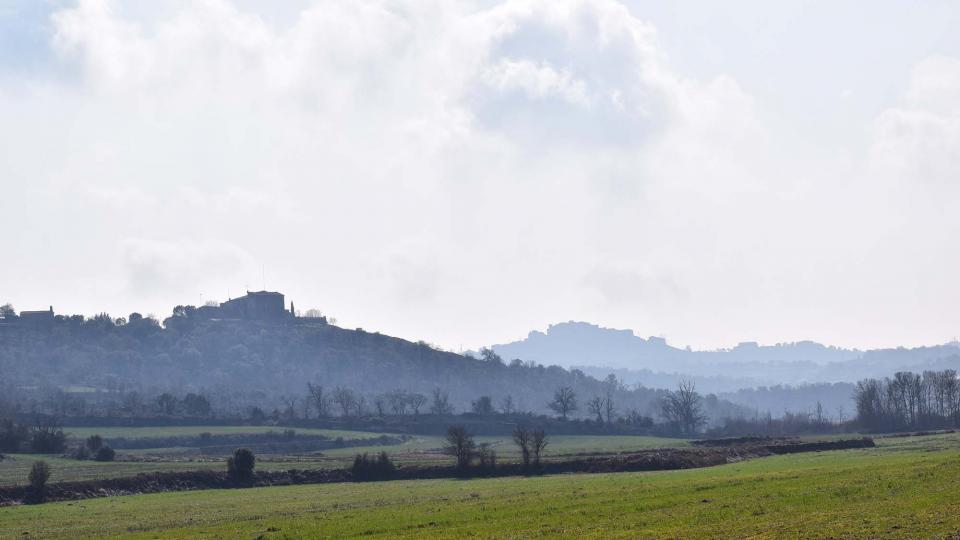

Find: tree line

[853,369,960,432]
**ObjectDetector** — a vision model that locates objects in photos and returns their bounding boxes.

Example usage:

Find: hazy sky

[2,0,959,351]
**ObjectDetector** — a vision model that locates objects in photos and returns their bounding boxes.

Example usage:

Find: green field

[0,431,687,486]
[1,433,958,538]
[62,425,387,440]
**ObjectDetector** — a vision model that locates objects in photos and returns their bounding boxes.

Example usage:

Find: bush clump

[227,448,256,482]
[85,435,103,453]
[94,446,116,462]
[477,443,497,469]
[0,419,29,453]
[30,422,66,454]
[350,451,396,481]
[73,445,91,460]
[28,460,51,503]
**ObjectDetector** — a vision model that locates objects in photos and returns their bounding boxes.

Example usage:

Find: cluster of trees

[303,384,448,419]
[296,382,672,431]
[0,417,115,459]
[302,383,547,420]
[0,416,66,453]
[707,406,838,437]
[717,382,855,419]
[854,370,960,432]
[444,424,548,470]
[154,393,212,417]
[709,370,960,437]
[72,434,115,462]
[350,451,396,480]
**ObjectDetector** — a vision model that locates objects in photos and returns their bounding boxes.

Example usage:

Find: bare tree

[408,393,427,415]
[122,392,144,416]
[307,383,331,418]
[586,396,605,423]
[500,395,515,415]
[156,393,177,416]
[604,389,616,424]
[444,425,475,469]
[355,396,367,417]
[387,389,408,415]
[660,381,707,435]
[479,347,504,365]
[530,428,548,466]
[512,425,531,467]
[548,386,577,420]
[333,387,356,417]
[301,397,312,420]
[477,443,496,469]
[373,395,387,417]
[431,388,453,415]
[471,396,495,415]
[854,369,960,431]
[835,405,846,424]
[281,396,299,421]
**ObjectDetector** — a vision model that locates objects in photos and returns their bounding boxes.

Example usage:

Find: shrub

[477,443,497,469]
[512,426,531,467]
[0,419,29,453]
[30,421,66,454]
[94,446,116,462]
[73,445,91,460]
[28,460,51,502]
[85,435,103,453]
[531,428,548,466]
[227,448,256,482]
[444,425,475,469]
[350,451,396,481]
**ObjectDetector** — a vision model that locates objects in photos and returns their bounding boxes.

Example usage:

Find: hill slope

[0,315,746,420]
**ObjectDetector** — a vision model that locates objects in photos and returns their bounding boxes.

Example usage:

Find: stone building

[19,306,54,326]
[219,291,288,320]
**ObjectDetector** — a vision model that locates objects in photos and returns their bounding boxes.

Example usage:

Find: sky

[1,0,959,352]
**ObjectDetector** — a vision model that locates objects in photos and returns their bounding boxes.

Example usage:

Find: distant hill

[487,321,960,388]
[0,314,749,421]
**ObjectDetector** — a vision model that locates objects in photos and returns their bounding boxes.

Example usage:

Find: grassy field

[62,425,388,440]
[1,433,958,538]
[0,454,343,486]
[0,432,687,486]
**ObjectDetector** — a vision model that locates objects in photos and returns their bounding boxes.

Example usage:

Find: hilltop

[0,304,748,422]
[488,321,960,387]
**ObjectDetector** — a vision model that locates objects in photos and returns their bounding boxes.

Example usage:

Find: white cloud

[870,56,960,189]
[1,0,958,350]
[121,238,258,301]
[481,59,591,107]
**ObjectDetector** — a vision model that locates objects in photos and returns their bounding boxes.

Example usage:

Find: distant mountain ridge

[487,321,960,388]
